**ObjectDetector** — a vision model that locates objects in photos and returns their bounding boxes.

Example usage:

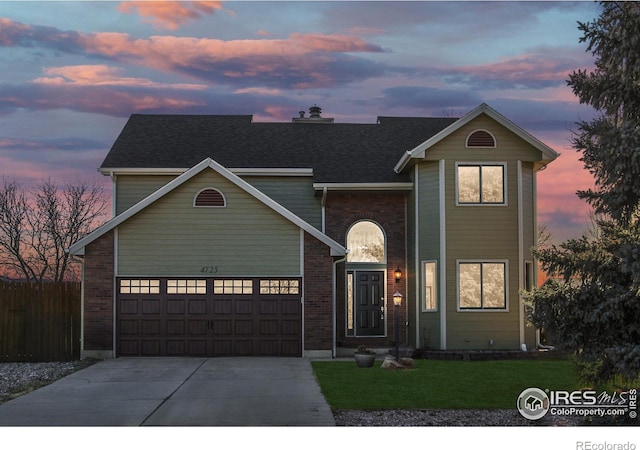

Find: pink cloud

[33,65,206,90]
[463,54,568,82]
[444,48,595,90]
[1,19,384,88]
[0,17,32,45]
[118,1,226,30]
[233,87,282,96]
[76,31,382,65]
[1,83,206,116]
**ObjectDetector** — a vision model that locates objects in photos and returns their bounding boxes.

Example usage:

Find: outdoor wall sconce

[393,291,403,360]
[394,267,402,283]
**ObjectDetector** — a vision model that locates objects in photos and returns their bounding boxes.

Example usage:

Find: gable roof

[100,114,458,184]
[393,103,559,173]
[69,158,347,257]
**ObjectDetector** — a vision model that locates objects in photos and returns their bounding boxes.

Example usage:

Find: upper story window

[466,130,496,148]
[194,188,226,207]
[346,220,386,263]
[456,163,506,205]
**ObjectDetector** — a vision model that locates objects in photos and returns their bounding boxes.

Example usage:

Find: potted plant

[354,345,376,368]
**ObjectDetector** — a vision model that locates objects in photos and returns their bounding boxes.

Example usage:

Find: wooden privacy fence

[0,280,81,362]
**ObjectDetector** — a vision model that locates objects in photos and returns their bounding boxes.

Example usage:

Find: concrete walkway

[0,357,335,426]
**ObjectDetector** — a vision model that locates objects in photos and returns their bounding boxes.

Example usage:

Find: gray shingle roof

[100,114,458,183]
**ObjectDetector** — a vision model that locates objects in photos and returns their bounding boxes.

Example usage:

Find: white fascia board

[228,168,313,177]
[313,182,414,191]
[99,167,314,177]
[98,167,188,176]
[393,103,559,174]
[71,158,346,257]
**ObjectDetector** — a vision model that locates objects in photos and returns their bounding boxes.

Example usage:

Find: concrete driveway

[0,357,335,426]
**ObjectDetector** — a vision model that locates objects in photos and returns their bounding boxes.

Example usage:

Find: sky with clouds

[0,1,603,242]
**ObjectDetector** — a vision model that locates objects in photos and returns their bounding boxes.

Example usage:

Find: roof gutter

[393,151,413,174]
[99,167,187,176]
[100,167,315,177]
[313,182,413,191]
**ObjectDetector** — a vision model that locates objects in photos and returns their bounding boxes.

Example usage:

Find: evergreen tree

[526,2,640,384]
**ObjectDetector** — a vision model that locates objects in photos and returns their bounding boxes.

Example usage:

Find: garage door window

[260,279,300,295]
[120,279,160,294]
[167,279,207,294]
[213,279,253,294]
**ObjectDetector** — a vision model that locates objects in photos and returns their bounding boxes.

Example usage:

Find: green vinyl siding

[243,176,321,229]
[115,175,177,214]
[423,115,544,163]
[416,162,441,349]
[117,169,301,277]
[115,175,321,229]
[411,114,543,350]
[445,157,521,349]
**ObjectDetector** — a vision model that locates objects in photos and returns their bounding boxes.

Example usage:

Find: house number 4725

[200,266,218,274]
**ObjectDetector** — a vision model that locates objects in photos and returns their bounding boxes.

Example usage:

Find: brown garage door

[116,278,302,357]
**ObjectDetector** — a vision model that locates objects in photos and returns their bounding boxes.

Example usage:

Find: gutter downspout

[109,171,116,217]
[70,254,85,358]
[332,256,347,358]
[321,186,328,234]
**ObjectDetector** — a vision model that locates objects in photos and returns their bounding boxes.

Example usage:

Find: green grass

[312,359,581,410]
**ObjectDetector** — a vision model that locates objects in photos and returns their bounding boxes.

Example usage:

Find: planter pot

[354,353,376,368]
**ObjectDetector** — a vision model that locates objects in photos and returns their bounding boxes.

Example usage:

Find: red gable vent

[466,130,496,148]
[194,188,226,207]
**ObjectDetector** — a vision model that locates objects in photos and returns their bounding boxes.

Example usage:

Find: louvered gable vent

[194,188,226,207]
[466,130,496,148]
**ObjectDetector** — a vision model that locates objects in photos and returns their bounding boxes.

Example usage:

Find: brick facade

[303,232,335,352]
[324,192,408,349]
[82,230,115,356]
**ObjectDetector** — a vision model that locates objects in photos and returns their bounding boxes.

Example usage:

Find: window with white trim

[346,272,354,333]
[524,261,534,291]
[423,261,437,311]
[120,279,160,294]
[457,164,505,205]
[346,220,386,263]
[167,279,207,294]
[458,261,507,310]
[213,279,253,295]
[259,279,300,295]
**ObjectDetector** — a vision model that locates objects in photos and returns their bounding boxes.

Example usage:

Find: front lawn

[311,359,580,410]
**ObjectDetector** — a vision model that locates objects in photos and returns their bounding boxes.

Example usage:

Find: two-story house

[69,103,557,359]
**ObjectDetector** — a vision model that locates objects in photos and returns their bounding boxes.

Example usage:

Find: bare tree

[0,178,107,282]
[536,223,553,250]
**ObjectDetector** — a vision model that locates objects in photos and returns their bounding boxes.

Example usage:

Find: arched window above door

[346,221,386,263]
